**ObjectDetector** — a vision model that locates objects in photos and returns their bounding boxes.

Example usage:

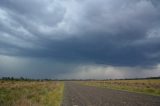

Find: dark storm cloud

[0,0,160,67]
[15,34,160,67]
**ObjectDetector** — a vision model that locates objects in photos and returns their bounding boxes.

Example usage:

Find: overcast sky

[0,0,160,79]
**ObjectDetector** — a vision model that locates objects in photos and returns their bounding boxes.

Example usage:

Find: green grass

[80,79,160,96]
[0,81,64,106]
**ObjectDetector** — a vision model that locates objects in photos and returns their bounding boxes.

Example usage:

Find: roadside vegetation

[0,80,64,106]
[80,79,160,96]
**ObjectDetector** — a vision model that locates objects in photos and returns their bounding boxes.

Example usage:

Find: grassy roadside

[80,79,160,96]
[0,81,64,106]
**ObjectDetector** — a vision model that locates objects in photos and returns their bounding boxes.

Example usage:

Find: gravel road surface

[62,82,160,106]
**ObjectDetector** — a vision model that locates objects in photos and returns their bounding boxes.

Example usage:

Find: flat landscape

[1,0,160,106]
[1,79,160,106]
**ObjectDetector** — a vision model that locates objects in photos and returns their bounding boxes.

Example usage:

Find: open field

[1,79,160,106]
[80,79,160,96]
[0,80,64,106]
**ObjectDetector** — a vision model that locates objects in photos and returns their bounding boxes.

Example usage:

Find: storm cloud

[0,0,160,79]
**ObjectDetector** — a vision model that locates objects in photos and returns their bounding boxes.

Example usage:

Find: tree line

[0,77,54,81]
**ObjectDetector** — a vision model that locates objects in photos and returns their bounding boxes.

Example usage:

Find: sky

[0,0,160,79]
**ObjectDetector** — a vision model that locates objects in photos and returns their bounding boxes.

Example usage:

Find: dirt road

[62,82,160,106]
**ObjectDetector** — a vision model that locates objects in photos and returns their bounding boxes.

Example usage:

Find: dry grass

[80,79,160,96]
[0,81,64,106]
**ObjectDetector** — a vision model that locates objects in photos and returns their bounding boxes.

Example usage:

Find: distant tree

[11,77,14,80]
[20,77,24,80]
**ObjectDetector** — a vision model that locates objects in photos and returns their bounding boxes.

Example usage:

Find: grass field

[80,79,160,96]
[1,79,160,106]
[0,80,64,106]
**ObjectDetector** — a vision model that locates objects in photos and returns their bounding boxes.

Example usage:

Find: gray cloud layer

[0,0,160,78]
